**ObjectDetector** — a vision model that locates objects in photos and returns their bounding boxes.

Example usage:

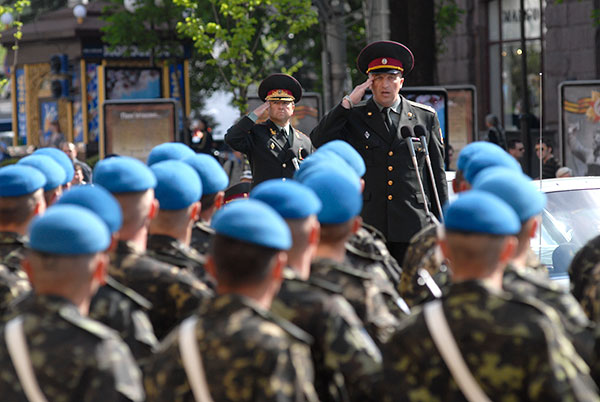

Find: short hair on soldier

[0,189,44,226]
[200,193,217,212]
[210,234,280,286]
[444,230,509,272]
[319,220,354,244]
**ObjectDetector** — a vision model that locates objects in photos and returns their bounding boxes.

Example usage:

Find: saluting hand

[252,102,270,118]
[342,77,373,109]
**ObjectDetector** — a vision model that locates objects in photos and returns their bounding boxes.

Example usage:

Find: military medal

[270,142,275,149]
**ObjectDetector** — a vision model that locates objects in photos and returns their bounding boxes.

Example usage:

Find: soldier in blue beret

[147,142,195,166]
[318,139,366,177]
[183,154,229,257]
[147,160,214,288]
[252,179,383,401]
[472,167,599,380]
[463,144,522,185]
[0,166,47,298]
[225,73,314,186]
[0,205,144,401]
[93,156,212,339]
[381,190,599,401]
[56,184,158,361]
[18,154,66,206]
[303,168,405,346]
[145,198,319,401]
[34,147,75,189]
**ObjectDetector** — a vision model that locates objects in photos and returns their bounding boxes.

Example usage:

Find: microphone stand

[414,125,444,222]
[400,126,431,217]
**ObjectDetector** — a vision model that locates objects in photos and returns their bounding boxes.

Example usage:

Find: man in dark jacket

[310,41,447,263]
[225,73,314,186]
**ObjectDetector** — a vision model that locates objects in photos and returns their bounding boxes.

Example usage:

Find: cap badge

[382,58,388,64]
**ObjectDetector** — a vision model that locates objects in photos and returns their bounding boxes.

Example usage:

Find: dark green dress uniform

[272,267,383,402]
[109,240,213,340]
[0,295,144,402]
[225,73,314,186]
[146,233,214,288]
[144,294,319,402]
[381,281,600,402]
[311,96,447,244]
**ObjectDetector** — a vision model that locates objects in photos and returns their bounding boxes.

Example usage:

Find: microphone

[414,124,444,222]
[400,125,430,216]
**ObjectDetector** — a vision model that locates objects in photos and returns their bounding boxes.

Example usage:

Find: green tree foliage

[175,0,317,111]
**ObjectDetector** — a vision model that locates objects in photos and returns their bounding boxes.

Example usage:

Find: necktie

[383,107,396,136]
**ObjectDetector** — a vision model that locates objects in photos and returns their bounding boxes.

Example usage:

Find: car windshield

[532,188,600,280]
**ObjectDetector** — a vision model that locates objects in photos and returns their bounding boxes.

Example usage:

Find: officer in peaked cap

[311,41,447,264]
[225,73,314,186]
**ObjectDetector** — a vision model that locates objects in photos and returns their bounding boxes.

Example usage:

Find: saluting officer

[311,41,447,263]
[225,73,314,186]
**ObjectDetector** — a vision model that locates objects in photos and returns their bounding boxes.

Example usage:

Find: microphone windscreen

[414,124,427,138]
[400,125,413,139]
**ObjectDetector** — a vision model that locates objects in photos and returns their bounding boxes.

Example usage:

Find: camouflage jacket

[310,257,402,345]
[0,231,28,276]
[503,264,596,368]
[570,234,600,307]
[272,267,383,402]
[190,220,214,257]
[346,224,402,287]
[381,280,599,402]
[144,293,319,402]
[0,294,144,401]
[109,240,214,340]
[89,276,159,362]
[0,263,30,317]
[146,233,215,289]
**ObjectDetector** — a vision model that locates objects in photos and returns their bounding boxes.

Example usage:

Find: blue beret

[303,169,362,224]
[212,199,291,250]
[294,151,355,183]
[56,185,122,234]
[0,165,46,197]
[94,156,157,193]
[464,146,521,184]
[33,148,74,184]
[147,142,195,166]
[182,154,229,195]
[443,190,520,235]
[250,179,322,219]
[457,141,503,172]
[29,204,110,255]
[472,167,546,222]
[18,155,66,191]
[151,160,202,210]
[318,140,366,177]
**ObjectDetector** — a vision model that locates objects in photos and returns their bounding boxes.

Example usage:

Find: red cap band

[367,57,404,73]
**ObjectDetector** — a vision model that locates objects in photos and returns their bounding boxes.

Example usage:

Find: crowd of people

[1,39,600,401]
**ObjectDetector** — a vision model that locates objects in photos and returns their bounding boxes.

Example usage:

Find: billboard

[103,99,177,161]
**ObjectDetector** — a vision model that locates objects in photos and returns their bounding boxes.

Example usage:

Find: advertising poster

[560,81,600,176]
[447,86,477,170]
[39,99,61,147]
[105,68,161,100]
[87,63,100,142]
[16,68,27,144]
[73,99,83,142]
[169,64,185,132]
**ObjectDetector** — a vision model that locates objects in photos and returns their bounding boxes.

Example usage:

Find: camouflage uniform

[272,267,383,401]
[0,231,29,280]
[146,233,215,288]
[109,240,214,339]
[381,280,600,402]
[89,276,159,362]
[0,263,30,316]
[144,293,319,402]
[310,257,403,345]
[190,220,214,257]
[569,234,600,313]
[0,294,144,401]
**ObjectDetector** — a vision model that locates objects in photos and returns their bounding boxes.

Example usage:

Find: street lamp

[1,12,13,26]
[73,4,87,24]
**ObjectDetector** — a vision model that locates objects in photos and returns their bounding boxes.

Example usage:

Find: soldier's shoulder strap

[5,316,49,402]
[59,306,119,341]
[178,316,214,402]
[423,300,492,402]
[405,98,436,114]
[306,276,343,294]
[105,276,153,310]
